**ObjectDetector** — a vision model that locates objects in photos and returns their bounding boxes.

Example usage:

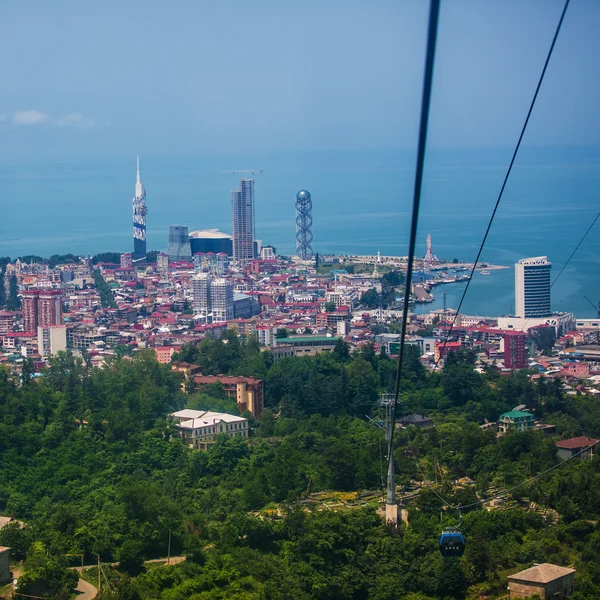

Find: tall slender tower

[424,233,434,265]
[295,190,313,260]
[231,178,255,266]
[514,256,551,318]
[132,156,147,263]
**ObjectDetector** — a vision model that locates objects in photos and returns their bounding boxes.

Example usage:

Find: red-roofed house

[556,436,598,460]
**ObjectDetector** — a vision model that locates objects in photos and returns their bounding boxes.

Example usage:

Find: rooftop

[171,409,246,428]
[500,410,535,420]
[555,436,599,450]
[508,563,575,584]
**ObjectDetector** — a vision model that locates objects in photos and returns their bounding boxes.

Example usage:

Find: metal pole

[167,530,171,566]
[97,555,101,593]
[381,393,398,526]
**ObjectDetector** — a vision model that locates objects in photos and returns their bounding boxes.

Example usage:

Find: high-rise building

[22,290,39,333]
[120,253,133,269]
[132,156,148,263]
[22,290,62,333]
[503,331,528,369]
[515,256,551,318]
[231,178,255,266]
[211,278,234,322]
[38,325,67,357]
[192,272,212,317]
[167,225,192,261]
[295,190,313,260]
[157,253,169,277]
[424,233,435,265]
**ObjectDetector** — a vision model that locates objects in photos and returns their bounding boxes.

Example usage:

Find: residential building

[157,253,169,277]
[0,311,14,334]
[155,346,176,364]
[211,278,234,322]
[399,414,434,428]
[260,245,276,260]
[22,290,62,333]
[192,272,212,317]
[434,340,461,363]
[498,410,535,434]
[231,178,255,266]
[515,256,551,318]
[556,436,599,461]
[192,375,264,417]
[38,325,67,357]
[507,563,575,599]
[0,547,9,584]
[167,225,192,261]
[120,253,133,269]
[171,409,248,450]
[504,331,528,369]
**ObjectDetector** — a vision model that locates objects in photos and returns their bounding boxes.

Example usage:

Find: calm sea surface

[1,147,599,318]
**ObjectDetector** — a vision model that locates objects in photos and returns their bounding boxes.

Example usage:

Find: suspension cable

[387,0,441,476]
[435,0,571,366]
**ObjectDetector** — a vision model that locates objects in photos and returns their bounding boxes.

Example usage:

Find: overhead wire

[387,0,441,478]
[435,0,572,367]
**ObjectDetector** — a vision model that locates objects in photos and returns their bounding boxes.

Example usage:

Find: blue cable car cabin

[439,528,465,558]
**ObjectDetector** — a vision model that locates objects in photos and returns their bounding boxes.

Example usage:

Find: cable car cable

[435,0,571,367]
[387,0,441,480]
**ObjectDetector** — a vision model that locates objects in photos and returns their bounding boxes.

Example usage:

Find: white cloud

[55,113,94,129]
[12,109,49,125]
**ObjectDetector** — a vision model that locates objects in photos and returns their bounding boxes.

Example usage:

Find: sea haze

[1,146,599,318]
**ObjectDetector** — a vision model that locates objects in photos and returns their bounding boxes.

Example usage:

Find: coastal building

[167,225,192,261]
[191,375,264,417]
[556,436,598,461]
[507,563,575,599]
[503,331,528,369]
[231,178,255,266]
[498,410,535,434]
[295,189,313,260]
[189,229,233,256]
[171,409,248,450]
[132,157,148,263]
[260,245,276,260]
[515,256,551,318]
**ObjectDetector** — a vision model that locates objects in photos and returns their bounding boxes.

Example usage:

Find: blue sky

[1,0,599,157]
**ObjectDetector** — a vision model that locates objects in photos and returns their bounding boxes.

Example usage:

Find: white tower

[424,234,434,265]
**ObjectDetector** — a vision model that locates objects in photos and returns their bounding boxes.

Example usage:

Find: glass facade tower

[515,256,552,318]
[231,178,255,266]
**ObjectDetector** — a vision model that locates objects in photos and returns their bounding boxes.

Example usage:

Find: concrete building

[0,311,14,335]
[507,563,575,599]
[22,290,62,333]
[556,436,598,461]
[211,278,234,322]
[171,409,248,450]
[157,253,169,277]
[260,245,276,260]
[0,546,9,584]
[37,325,67,357]
[231,178,255,266]
[272,335,340,357]
[498,410,535,434]
[515,256,552,318]
[503,331,528,369]
[155,346,176,364]
[497,313,575,337]
[189,229,233,256]
[120,253,133,269]
[192,272,212,317]
[233,293,260,319]
[192,375,264,417]
[167,225,192,261]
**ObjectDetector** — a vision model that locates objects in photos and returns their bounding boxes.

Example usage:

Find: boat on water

[480,270,491,276]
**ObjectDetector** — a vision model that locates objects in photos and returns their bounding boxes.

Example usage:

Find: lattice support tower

[380,392,398,526]
[295,190,313,260]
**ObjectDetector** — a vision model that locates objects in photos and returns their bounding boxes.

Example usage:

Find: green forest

[1,335,600,599]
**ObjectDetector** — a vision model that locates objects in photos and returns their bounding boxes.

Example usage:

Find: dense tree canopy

[1,336,600,598]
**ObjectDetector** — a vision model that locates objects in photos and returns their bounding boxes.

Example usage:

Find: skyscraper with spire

[132,156,147,263]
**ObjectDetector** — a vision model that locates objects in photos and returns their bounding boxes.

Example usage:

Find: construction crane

[219,169,264,177]
[584,296,600,318]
